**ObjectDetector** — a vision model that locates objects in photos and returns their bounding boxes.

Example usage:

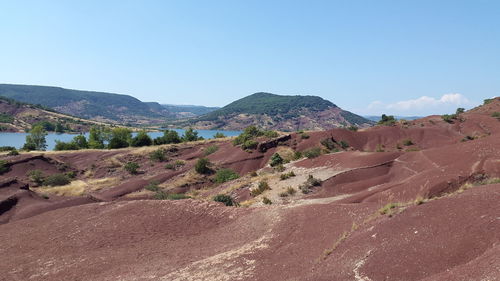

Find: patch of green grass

[149,148,167,162]
[0,160,11,175]
[251,181,271,196]
[124,162,140,174]
[213,194,235,206]
[214,168,239,183]
[378,202,400,216]
[303,147,322,158]
[203,145,219,156]
[280,171,296,180]
[145,181,160,192]
[43,173,71,187]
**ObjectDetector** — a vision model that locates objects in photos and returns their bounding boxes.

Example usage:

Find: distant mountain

[186,92,374,131]
[0,84,172,124]
[364,115,424,122]
[161,104,219,118]
[0,96,113,133]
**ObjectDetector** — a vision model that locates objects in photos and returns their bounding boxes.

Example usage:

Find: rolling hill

[0,84,172,124]
[0,96,114,133]
[188,92,374,131]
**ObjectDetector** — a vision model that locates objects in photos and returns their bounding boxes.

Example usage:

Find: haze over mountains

[0,84,373,131]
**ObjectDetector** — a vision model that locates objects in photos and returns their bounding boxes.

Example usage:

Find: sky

[0,0,499,116]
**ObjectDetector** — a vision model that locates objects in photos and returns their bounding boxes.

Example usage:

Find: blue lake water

[0,129,241,151]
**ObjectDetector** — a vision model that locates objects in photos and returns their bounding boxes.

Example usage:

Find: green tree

[55,123,65,133]
[213,132,226,138]
[182,128,202,142]
[23,125,47,151]
[73,135,88,149]
[269,153,284,167]
[131,130,152,147]
[88,126,105,149]
[108,128,132,149]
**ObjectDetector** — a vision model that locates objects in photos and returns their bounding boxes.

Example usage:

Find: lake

[0,129,242,151]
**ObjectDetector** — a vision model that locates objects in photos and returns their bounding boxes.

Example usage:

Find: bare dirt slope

[0,98,499,280]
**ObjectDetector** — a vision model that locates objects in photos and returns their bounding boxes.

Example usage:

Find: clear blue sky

[1,0,499,116]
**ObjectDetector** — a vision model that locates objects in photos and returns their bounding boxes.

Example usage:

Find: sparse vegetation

[299,175,321,194]
[203,145,219,156]
[340,140,349,149]
[28,170,45,185]
[43,173,71,187]
[0,160,10,175]
[149,148,167,162]
[251,181,271,196]
[214,168,239,183]
[165,160,185,170]
[7,149,19,156]
[262,197,272,205]
[492,112,500,119]
[378,202,400,216]
[300,132,310,139]
[347,125,358,131]
[213,132,226,138]
[124,162,140,174]
[286,186,297,195]
[402,139,413,146]
[154,191,191,200]
[320,138,336,151]
[213,194,235,206]
[145,181,160,192]
[303,147,322,158]
[280,171,296,180]
[378,114,396,126]
[376,144,385,152]
[269,153,284,167]
[194,158,211,174]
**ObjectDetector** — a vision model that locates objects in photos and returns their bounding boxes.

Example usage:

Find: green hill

[0,84,171,123]
[190,92,373,131]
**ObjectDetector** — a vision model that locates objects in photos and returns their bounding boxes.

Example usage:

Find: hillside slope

[189,92,374,131]
[0,97,499,280]
[0,84,172,124]
[0,96,112,132]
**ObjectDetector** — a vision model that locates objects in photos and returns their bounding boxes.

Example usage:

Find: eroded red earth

[1,98,499,280]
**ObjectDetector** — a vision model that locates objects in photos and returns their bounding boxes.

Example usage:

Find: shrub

[242,139,259,150]
[195,158,211,174]
[300,133,310,139]
[484,98,494,105]
[378,114,396,126]
[213,132,226,138]
[249,171,258,177]
[124,162,140,174]
[441,114,458,123]
[154,191,191,200]
[376,144,385,152]
[262,197,272,205]
[131,131,153,147]
[269,153,284,167]
[43,173,71,187]
[204,145,219,156]
[54,140,80,151]
[280,171,296,180]
[149,148,167,162]
[233,126,264,145]
[7,149,19,156]
[0,160,10,175]
[274,164,285,172]
[263,130,279,138]
[145,181,160,192]
[213,194,234,206]
[347,125,358,131]
[279,192,288,197]
[165,160,185,170]
[320,138,336,151]
[303,147,322,158]
[492,112,500,119]
[299,175,321,194]
[214,168,239,183]
[251,181,271,196]
[402,139,413,146]
[28,170,44,185]
[293,151,303,160]
[379,202,399,216]
[65,171,77,179]
[0,146,16,152]
[456,108,465,114]
[340,140,349,149]
[286,186,297,195]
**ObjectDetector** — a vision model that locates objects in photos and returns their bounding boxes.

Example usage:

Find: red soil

[0,98,499,280]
